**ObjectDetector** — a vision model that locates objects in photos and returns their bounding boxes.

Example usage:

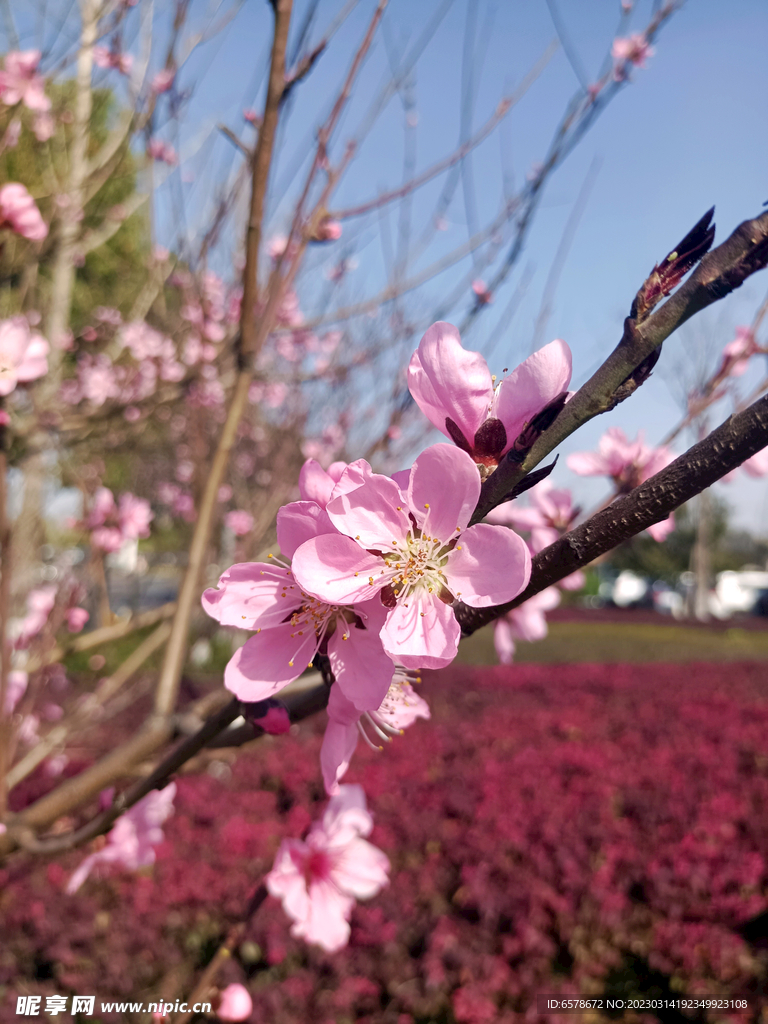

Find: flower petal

[495,339,572,448]
[223,626,312,701]
[326,472,410,550]
[328,606,395,713]
[445,523,531,607]
[291,533,384,604]
[566,450,609,476]
[330,835,391,900]
[407,444,480,537]
[321,688,360,794]
[381,592,460,670]
[298,459,337,507]
[276,501,335,559]
[202,562,300,629]
[407,321,492,446]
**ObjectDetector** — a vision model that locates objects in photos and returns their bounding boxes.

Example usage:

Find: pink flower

[0,50,50,111]
[471,279,493,305]
[716,327,759,379]
[217,984,252,1022]
[225,510,254,536]
[487,479,578,551]
[66,607,90,633]
[313,217,342,243]
[66,784,177,893]
[203,495,396,712]
[265,784,390,952]
[407,322,572,468]
[33,111,55,141]
[493,587,560,664]
[4,669,27,713]
[321,667,429,794]
[568,428,675,541]
[91,526,124,552]
[147,137,177,166]
[0,183,48,240]
[243,108,260,125]
[118,493,153,539]
[611,33,654,78]
[88,486,116,527]
[291,444,531,669]
[151,68,175,93]
[93,45,133,75]
[298,459,349,508]
[0,316,49,395]
[78,353,118,405]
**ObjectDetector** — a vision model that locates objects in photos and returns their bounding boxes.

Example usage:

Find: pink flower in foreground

[0,183,48,240]
[0,50,50,111]
[292,444,531,669]
[716,326,760,379]
[321,667,429,794]
[612,33,654,78]
[66,607,90,633]
[0,317,49,395]
[203,493,396,712]
[217,984,252,1022]
[493,587,560,665]
[568,427,675,542]
[66,784,177,894]
[265,784,390,952]
[408,322,571,468]
[225,509,254,536]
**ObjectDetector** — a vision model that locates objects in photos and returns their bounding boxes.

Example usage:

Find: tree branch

[474,208,768,522]
[457,392,768,635]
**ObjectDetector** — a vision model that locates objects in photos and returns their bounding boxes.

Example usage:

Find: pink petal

[493,619,516,664]
[326,472,409,549]
[223,626,312,701]
[566,451,609,476]
[321,688,360,794]
[218,985,253,1023]
[559,569,585,591]
[328,608,394,713]
[298,458,336,507]
[328,458,373,501]
[407,444,480,537]
[301,878,354,951]
[291,533,383,604]
[381,592,460,670]
[330,835,391,899]
[407,321,492,446]
[445,523,530,607]
[530,525,559,553]
[647,514,675,542]
[202,562,300,629]
[486,505,544,529]
[276,501,334,558]
[495,339,572,448]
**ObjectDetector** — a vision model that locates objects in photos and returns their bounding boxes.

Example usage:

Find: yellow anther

[397,505,402,510]
[457,545,462,550]
[354,572,359,577]
[268,553,273,558]
[368,577,374,585]
[424,503,430,509]
[288,659,294,667]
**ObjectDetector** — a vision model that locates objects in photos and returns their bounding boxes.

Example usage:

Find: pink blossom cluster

[487,480,585,663]
[0,50,54,140]
[0,316,49,395]
[66,785,177,893]
[0,183,48,241]
[93,44,133,76]
[4,660,766,1018]
[611,33,654,80]
[147,137,178,166]
[85,487,153,552]
[568,426,676,540]
[157,481,197,522]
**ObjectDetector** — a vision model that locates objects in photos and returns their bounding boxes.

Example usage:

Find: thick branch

[457,393,768,635]
[474,208,768,521]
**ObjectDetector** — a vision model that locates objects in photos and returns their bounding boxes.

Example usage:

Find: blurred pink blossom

[224,510,253,536]
[32,111,55,141]
[217,984,252,1022]
[493,587,561,665]
[119,493,153,540]
[66,784,177,893]
[716,326,759,379]
[471,279,493,305]
[4,669,28,713]
[741,447,768,478]
[612,33,654,79]
[66,607,90,633]
[0,50,50,111]
[0,316,49,395]
[151,68,175,93]
[93,44,133,75]
[265,784,390,952]
[0,183,48,240]
[147,137,178,166]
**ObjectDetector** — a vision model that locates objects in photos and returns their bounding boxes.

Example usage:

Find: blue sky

[13,0,768,533]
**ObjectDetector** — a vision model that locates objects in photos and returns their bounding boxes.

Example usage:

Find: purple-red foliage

[3,661,768,1023]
